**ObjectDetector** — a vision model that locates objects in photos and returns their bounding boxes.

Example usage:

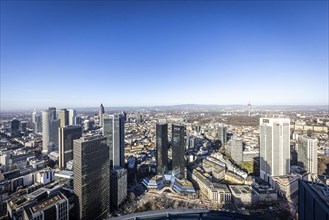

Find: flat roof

[31,195,61,213]
[272,175,299,185]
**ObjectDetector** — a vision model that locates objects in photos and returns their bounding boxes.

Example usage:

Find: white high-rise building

[68,109,76,125]
[298,137,318,175]
[42,107,59,154]
[99,104,105,127]
[32,111,42,134]
[42,110,50,154]
[260,118,290,185]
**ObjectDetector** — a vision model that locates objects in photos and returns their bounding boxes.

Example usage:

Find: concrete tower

[260,118,290,186]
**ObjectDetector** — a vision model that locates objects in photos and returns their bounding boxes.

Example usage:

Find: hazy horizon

[1,103,328,112]
[1,1,328,111]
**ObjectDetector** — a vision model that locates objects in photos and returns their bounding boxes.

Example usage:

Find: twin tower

[156,122,186,179]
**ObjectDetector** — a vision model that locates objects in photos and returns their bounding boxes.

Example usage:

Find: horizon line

[1,103,328,112]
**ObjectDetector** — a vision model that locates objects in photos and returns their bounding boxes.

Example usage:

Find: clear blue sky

[1,1,328,110]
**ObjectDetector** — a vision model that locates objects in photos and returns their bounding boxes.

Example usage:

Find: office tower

[20,121,27,134]
[110,168,128,211]
[136,112,142,123]
[73,135,109,220]
[248,101,251,117]
[229,139,243,163]
[48,107,56,120]
[298,137,318,175]
[74,116,82,125]
[103,113,125,170]
[127,157,137,184]
[58,125,82,169]
[68,109,76,125]
[50,119,60,151]
[156,123,168,175]
[172,124,186,178]
[32,111,42,134]
[121,111,127,122]
[298,180,329,220]
[218,125,227,144]
[260,118,290,185]
[99,103,105,127]
[10,119,20,137]
[42,107,60,154]
[42,110,50,154]
[59,109,69,127]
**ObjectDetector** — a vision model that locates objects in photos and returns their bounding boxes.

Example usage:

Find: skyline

[1,1,328,111]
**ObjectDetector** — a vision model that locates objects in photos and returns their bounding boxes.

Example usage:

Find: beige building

[188,168,231,204]
[272,175,299,197]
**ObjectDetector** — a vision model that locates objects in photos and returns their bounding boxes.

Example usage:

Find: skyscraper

[73,135,109,220]
[42,107,60,154]
[172,124,186,178]
[298,179,329,220]
[228,139,243,163]
[218,125,227,144]
[10,119,20,137]
[298,137,318,175]
[68,108,76,125]
[99,103,105,127]
[59,109,69,127]
[110,168,128,211]
[156,123,168,175]
[42,110,50,154]
[32,111,42,134]
[260,118,290,185]
[103,113,125,170]
[58,125,82,169]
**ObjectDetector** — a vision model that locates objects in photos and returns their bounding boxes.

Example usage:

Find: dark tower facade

[73,135,110,220]
[58,125,82,169]
[156,123,168,175]
[172,124,186,179]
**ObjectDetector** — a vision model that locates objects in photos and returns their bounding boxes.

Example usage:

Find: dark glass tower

[58,125,82,169]
[10,119,20,137]
[172,124,186,178]
[156,123,168,175]
[298,180,329,220]
[73,135,109,220]
[103,113,125,170]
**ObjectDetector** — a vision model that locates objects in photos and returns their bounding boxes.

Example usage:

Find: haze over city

[0,1,329,220]
[1,1,328,111]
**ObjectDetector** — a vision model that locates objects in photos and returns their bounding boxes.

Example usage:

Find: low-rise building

[188,169,231,204]
[229,185,252,207]
[272,175,299,197]
[251,185,277,205]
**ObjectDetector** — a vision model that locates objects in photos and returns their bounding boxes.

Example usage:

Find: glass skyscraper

[172,124,186,179]
[156,123,168,175]
[73,135,110,220]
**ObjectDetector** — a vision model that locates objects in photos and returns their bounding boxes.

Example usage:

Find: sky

[1,0,328,111]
